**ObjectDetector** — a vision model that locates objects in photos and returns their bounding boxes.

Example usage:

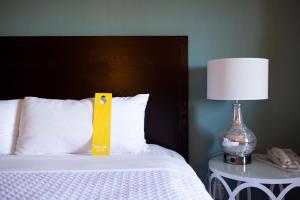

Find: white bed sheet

[0,145,212,200]
[0,144,184,172]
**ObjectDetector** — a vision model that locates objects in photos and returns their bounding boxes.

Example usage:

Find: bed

[0,36,212,200]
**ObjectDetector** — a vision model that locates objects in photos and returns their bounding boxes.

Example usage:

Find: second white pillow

[109,94,149,153]
[86,94,149,153]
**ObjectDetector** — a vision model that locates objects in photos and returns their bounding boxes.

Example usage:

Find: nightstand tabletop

[209,155,300,184]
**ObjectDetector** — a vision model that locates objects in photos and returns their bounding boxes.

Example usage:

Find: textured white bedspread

[0,155,212,200]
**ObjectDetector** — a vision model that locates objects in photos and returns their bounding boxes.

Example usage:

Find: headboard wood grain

[0,36,188,160]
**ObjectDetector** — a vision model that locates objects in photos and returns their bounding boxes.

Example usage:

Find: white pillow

[0,99,22,155]
[15,94,149,155]
[107,94,149,153]
[15,97,93,155]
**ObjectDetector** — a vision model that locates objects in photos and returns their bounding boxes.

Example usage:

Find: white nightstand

[208,155,300,200]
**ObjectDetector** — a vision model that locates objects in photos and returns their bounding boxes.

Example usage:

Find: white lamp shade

[207,58,268,100]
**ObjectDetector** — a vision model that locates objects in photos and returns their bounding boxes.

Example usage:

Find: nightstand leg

[270,184,275,193]
[247,187,251,200]
[236,181,241,200]
[213,178,218,199]
[269,184,274,200]
[217,180,222,200]
[279,184,284,200]
[211,178,223,199]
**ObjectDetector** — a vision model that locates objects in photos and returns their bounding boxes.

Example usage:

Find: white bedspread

[0,154,212,200]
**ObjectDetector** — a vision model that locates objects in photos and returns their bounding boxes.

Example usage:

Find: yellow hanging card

[92,93,112,156]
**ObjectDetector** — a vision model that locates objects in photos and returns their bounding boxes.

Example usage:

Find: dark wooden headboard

[0,36,188,160]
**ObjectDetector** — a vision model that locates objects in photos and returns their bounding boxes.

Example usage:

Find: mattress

[0,145,212,200]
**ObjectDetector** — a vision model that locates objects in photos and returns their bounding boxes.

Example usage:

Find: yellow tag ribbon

[92,93,112,156]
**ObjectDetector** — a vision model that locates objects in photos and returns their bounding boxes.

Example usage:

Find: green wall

[1,0,299,184]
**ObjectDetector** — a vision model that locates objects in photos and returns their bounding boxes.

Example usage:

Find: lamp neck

[232,101,243,125]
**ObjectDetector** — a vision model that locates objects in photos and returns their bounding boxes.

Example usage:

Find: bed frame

[0,36,188,160]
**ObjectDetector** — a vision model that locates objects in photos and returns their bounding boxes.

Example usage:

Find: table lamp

[207,58,268,165]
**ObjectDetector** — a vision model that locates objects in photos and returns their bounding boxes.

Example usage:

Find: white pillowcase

[0,99,22,155]
[15,94,149,155]
[108,94,149,153]
[15,97,93,155]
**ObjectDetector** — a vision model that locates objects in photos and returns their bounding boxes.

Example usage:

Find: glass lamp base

[224,153,251,165]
